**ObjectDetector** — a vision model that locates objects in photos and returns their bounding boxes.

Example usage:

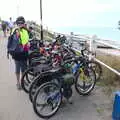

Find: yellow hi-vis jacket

[11,27,29,45]
[19,28,29,45]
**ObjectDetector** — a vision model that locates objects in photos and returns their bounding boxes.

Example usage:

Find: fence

[65,32,120,77]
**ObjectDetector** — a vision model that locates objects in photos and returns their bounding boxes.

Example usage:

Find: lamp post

[17,0,20,17]
[40,0,43,41]
[17,5,19,17]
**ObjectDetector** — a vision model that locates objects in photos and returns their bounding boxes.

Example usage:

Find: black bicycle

[32,57,96,118]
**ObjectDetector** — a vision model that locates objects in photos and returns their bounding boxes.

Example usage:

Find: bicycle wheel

[21,67,37,93]
[29,75,59,103]
[33,82,62,119]
[29,75,42,102]
[75,67,96,95]
[88,61,102,81]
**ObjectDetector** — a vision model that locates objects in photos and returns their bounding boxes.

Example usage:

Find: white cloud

[42,0,118,28]
[0,0,120,29]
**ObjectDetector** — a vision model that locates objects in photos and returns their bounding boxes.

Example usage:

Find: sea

[55,26,120,48]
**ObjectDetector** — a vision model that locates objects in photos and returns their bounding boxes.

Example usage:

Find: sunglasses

[17,22,24,26]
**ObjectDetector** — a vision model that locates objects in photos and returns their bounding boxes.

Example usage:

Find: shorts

[14,60,27,74]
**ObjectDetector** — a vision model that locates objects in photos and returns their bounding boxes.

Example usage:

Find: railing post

[89,36,93,60]
[70,32,73,40]
[89,35,97,60]
[70,32,74,46]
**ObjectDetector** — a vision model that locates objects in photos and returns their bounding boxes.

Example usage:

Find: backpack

[7,29,24,58]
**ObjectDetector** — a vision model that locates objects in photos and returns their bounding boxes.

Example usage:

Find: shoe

[60,98,66,108]
[16,83,22,90]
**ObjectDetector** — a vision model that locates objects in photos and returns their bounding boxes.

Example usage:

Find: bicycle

[32,57,96,118]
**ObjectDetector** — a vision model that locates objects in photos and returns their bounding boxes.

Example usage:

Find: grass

[96,107,104,114]
[96,53,120,96]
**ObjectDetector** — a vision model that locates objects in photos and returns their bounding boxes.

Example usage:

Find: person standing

[7,16,29,90]
[9,17,14,35]
[1,21,7,37]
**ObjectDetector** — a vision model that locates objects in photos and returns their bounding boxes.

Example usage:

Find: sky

[0,0,120,40]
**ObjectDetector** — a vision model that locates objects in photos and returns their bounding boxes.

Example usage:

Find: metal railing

[69,33,120,77]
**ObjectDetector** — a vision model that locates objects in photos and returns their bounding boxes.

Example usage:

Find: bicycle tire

[75,67,96,95]
[21,67,37,93]
[87,61,102,81]
[33,82,62,119]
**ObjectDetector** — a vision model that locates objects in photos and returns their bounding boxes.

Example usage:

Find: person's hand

[16,29,20,38]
